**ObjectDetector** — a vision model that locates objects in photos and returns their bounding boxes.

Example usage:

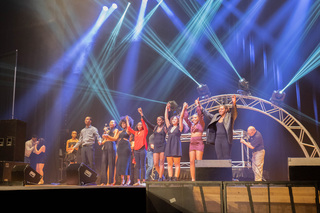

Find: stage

[1,181,319,213]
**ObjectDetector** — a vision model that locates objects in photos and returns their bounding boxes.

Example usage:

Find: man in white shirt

[24,134,37,164]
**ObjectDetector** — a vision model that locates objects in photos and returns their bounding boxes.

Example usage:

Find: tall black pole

[11,49,18,120]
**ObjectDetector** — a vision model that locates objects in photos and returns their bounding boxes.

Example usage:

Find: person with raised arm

[184,98,205,181]
[138,107,167,181]
[117,116,134,185]
[164,102,186,181]
[198,95,237,159]
[126,111,148,186]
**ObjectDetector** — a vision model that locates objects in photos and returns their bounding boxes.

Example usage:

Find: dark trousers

[100,142,116,184]
[134,147,146,180]
[81,145,95,170]
[215,135,232,159]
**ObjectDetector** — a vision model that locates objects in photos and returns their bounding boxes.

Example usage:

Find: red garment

[127,118,148,150]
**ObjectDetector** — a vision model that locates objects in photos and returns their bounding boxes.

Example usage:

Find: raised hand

[232,95,236,105]
[166,102,171,111]
[138,108,143,116]
[183,102,188,109]
[195,98,200,106]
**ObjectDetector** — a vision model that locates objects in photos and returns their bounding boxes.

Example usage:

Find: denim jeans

[134,147,146,180]
[146,150,154,180]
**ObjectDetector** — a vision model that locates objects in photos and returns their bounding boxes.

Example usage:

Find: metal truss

[185,94,320,158]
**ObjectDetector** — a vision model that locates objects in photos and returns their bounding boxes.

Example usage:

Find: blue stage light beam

[281,42,320,93]
[156,0,185,31]
[35,5,118,157]
[72,6,117,74]
[13,6,116,120]
[133,0,148,41]
[78,3,131,120]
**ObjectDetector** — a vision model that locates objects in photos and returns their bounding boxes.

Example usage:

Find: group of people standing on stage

[23,95,265,184]
[65,94,265,184]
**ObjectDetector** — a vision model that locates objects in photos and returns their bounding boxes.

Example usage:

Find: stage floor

[0,183,145,190]
[1,181,319,213]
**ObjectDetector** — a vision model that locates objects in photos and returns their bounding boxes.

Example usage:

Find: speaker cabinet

[0,161,41,185]
[66,163,97,185]
[147,182,196,212]
[288,157,320,181]
[11,163,42,185]
[195,160,232,181]
[0,120,26,161]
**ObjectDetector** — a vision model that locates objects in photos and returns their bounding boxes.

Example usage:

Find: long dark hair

[119,115,134,129]
[38,138,46,147]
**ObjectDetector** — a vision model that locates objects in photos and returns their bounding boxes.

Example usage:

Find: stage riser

[146,182,320,213]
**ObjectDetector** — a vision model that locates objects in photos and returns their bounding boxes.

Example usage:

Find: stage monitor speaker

[0,120,26,162]
[195,160,232,181]
[11,163,42,185]
[0,161,29,185]
[147,182,196,212]
[288,157,320,181]
[66,163,97,185]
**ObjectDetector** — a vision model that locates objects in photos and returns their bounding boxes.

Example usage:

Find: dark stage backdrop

[0,0,319,182]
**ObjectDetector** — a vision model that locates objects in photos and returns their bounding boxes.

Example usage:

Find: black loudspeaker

[147,182,196,212]
[195,160,232,181]
[11,164,42,185]
[0,161,28,185]
[0,120,26,161]
[66,163,97,185]
[0,161,41,185]
[288,157,320,181]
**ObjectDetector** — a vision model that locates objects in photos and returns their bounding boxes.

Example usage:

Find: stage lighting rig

[197,84,211,100]
[237,78,251,96]
[270,90,286,105]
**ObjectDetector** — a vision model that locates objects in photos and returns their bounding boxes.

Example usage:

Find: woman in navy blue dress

[34,138,46,184]
[138,107,167,181]
[164,102,187,181]
[117,116,134,186]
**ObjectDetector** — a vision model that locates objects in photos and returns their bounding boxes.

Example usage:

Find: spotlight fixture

[103,6,108,11]
[112,3,118,9]
[270,90,286,105]
[167,100,179,115]
[197,84,211,100]
[237,78,251,96]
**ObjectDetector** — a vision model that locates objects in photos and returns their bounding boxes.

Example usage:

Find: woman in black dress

[199,95,237,159]
[138,107,167,181]
[34,138,46,184]
[117,116,134,185]
[164,102,187,181]
[100,120,119,185]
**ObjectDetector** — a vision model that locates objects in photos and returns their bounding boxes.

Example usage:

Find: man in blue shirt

[70,117,101,170]
[240,126,265,181]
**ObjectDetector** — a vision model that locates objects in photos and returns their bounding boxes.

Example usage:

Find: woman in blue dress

[164,102,187,181]
[34,138,46,184]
